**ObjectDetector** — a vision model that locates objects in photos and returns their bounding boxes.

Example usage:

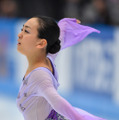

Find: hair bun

[48,39,61,54]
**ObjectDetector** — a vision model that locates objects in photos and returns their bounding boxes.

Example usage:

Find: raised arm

[58,18,100,49]
[48,18,100,61]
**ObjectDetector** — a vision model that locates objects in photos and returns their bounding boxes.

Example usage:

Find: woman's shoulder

[29,67,53,80]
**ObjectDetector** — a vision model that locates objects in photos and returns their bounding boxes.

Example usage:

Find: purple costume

[17,18,105,120]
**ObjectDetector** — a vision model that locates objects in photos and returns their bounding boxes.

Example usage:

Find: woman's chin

[17,48,25,55]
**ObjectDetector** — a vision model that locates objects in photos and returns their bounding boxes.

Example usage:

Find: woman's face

[17,18,40,55]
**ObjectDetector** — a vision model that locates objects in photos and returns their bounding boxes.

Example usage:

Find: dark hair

[33,15,61,54]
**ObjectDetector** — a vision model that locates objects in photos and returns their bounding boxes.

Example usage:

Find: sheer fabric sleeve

[30,70,105,120]
[48,18,100,61]
[58,18,100,49]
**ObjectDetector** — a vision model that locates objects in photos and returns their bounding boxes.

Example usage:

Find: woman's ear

[36,39,47,48]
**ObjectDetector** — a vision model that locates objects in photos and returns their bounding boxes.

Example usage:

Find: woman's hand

[76,19,81,24]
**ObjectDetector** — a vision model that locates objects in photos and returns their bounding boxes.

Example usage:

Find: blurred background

[0,0,119,120]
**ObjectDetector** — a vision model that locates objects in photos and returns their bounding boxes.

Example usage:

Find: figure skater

[16,16,106,120]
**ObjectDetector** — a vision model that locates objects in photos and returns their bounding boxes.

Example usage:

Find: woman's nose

[18,31,23,39]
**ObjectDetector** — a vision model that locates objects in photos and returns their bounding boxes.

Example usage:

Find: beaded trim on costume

[46,109,69,120]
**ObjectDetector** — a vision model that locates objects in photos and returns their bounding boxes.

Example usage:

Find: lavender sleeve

[32,70,105,120]
[48,18,100,61]
[58,18,100,49]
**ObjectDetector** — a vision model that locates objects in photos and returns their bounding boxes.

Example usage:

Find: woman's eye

[25,30,29,33]
[21,28,29,33]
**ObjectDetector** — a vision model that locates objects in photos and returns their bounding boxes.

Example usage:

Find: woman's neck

[28,53,47,67]
[25,53,53,77]
[25,53,47,74]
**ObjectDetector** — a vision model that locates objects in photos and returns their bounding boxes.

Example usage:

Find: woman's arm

[48,18,100,61]
[58,18,100,49]
[31,70,105,120]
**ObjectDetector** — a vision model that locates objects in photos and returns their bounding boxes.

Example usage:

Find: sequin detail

[46,109,68,120]
[23,79,28,85]
[20,104,26,112]
[24,93,27,97]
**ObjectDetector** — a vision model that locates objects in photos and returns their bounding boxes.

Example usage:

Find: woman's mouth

[17,42,21,45]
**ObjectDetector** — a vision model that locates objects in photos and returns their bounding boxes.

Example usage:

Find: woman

[16,16,105,120]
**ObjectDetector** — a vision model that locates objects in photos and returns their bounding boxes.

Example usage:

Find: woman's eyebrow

[23,24,31,29]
